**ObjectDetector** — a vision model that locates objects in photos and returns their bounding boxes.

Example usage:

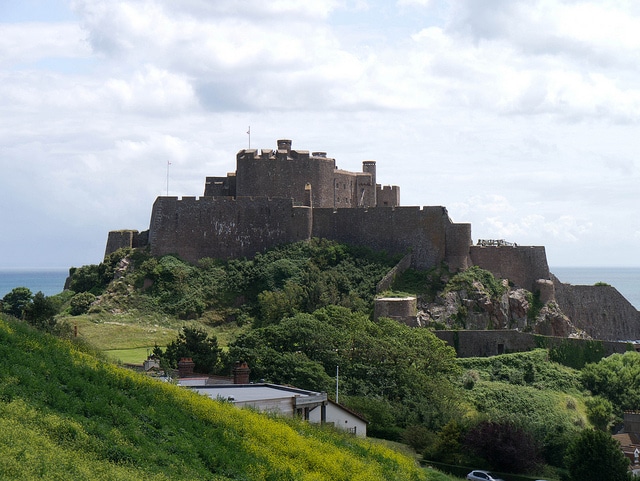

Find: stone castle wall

[104,229,148,259]
[145,198,472,270]
[469,245,550,291]
[433,329,630,358]
[553,276,640,341]
[148,196,312,263]
[311,206,472,270]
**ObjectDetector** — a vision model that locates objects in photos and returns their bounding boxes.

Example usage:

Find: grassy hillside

[59,239,399,363]
[0,315,439,481]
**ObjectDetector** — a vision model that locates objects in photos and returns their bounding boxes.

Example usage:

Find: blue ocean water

[0,269,69,298]
[551,267,640,311]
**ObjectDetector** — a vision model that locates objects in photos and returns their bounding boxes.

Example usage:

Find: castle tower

[362,161,376,186]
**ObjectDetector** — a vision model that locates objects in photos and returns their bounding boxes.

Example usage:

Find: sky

[1,0,639,270]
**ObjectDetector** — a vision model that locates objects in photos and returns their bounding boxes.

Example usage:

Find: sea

[0,267,639,310]
[0,269,69,298]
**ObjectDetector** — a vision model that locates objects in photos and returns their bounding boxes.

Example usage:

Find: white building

[184,382,368,437]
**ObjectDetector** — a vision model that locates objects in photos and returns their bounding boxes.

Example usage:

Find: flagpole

[247,126,251,149]
[166,160,171,196]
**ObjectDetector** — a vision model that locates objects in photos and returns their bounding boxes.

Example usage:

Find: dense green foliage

[580,351,640,413]
[83,240,398,321]
[458,349,582,392]
[535,336,609,369]
[0,315,432,481]
[451,350,588,472]
[226,306,462,438]
[464,421,541,473]
[1,286,33,318]
[564,429,631,481]
[1,287,70,334]
[444,266,507,299]
[154,326,221,374]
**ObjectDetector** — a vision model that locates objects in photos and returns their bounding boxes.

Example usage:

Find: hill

[0,315,434,480]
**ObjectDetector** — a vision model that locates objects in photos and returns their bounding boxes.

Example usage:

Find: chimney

[233,361,251,384]
[178,357,195,378]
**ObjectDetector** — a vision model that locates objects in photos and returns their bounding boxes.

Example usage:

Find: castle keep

[105,139,550,290]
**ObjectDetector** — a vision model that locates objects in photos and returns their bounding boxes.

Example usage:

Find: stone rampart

[104,229,147,258]
[553,276,640,341]
[433,329,630,358]
[469,245,550,291]
[148,196,312,263]
[311,206,472,270]
[376,253,412,293]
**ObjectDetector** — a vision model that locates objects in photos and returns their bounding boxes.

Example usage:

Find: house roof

[324,399,369,423]
[183,382,326,403]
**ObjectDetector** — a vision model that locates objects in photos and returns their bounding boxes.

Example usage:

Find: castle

[104,139,640,344]
[105,139,549,291]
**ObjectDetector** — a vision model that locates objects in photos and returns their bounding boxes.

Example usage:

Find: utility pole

[336,365,339,404]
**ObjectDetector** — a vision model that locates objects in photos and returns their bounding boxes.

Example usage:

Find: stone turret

[277,139,292,153]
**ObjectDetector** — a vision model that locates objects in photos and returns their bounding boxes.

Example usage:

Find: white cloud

[2,0,640,268]
[105,66,197,114]
[0,22,89,67]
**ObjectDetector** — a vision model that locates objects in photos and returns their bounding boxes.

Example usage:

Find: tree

[159,326,221,374]
[1,287,33,318]
[24,291,57,331]
[585,395,615,431]
[565,429,631,481]
[581,352,640,412]
[464,420,541,474]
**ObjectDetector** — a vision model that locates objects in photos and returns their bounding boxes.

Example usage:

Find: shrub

[464,420,541,473]
[70,292,96,316]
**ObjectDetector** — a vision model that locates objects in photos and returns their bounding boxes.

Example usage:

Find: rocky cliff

[414,269,640,342]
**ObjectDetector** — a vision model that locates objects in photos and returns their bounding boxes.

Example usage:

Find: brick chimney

[233,361,251,384]
[178,357,195,378]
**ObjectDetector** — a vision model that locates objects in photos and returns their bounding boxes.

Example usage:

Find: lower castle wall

[433,329,630,358]
[553,276,640,341]
[470,245,550,291]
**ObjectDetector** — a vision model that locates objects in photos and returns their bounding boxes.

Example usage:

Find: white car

[466,470,505,481]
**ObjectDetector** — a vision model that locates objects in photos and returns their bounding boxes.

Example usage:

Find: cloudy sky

[1,0,639,270]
